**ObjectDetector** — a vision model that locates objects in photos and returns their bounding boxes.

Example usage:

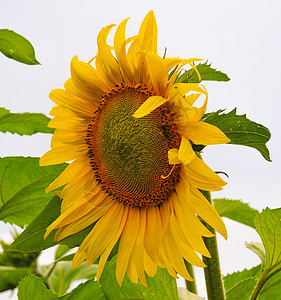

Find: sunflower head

[40,11,230,287]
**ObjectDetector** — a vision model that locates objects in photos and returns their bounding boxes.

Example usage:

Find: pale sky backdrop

[1,0,281,298]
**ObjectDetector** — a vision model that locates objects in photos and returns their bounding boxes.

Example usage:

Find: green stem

[184,260,197,294]
[250,266,281,300]
[201,190,225,300]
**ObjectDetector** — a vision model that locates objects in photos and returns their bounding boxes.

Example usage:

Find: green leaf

[226,277,258,300]
[176,61,230,83]
[0,157,66,227]
[17,274,57,300]
[61,280,105,300]
[7,196,60,252]
[0,266,32,292]
[0,107,53,135]
[100,255,179,300]
[213,198,258,228]
[48,262,97,296]
[255,208,281,270]
[223,265,261,292]
[203,108,271,161]
[0,29,40,65]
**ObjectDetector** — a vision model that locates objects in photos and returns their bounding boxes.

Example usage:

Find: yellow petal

[50,105,77,118]
[167,60,203,90]
[168,149,181,164]
[169,212,209,263]
[161,213,201,278]
[181,122,231,145]
[55,198,112,241]
[85,202,124,266]
[188,185,228,239]
[114,18,134,82]
[178,137,196,165]
[51,130,85,148]
[144,206,164,267]
[96,25,122,84]
[45,155,89,193]
[126,208,147,286]
[60,174,99,213]
[40,144,88,166]
[146,51,168,95]
[170,192,211,257]
[70,56,108,97]
[46,190,107,238]
[48,116,88,132]
[143,250,157,278]
[64,78,100,103]
[164,57,186,72]
[169,83,206,103]
[185,99,207,123]
[138,10,157,52]
[174,183,214,237]
[116,208,140,285]
[184,156,227,191]
[133,96,168,118]
[96,205,129,281]
[49,88,97,117]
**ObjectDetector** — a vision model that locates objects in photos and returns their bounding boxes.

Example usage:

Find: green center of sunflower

[87,84,180,208]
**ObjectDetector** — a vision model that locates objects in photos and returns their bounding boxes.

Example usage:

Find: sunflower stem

[201,190,225,300]
[184,260,197,294]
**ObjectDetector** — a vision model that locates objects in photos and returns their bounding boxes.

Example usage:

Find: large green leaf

[226,277,258,300]
[176,61,230,83]
[61,280,106,300]
[0,29,40,65]
[100,255,179,300]
[0,157,66,227]
[0,107,53,135]
[236,208,281,299]
[0,266,32,292]
[223,265,261,292]
[223,207,281,299]
[7,196,60,252]
[203,108,271,161]
[255,208,281,270]
[17,274,57,300]
[213,198,258,228]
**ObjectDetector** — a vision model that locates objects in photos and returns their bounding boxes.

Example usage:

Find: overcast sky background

[1,0,281,298]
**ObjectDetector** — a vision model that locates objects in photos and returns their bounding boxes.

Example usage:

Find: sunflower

[40,11,230,286]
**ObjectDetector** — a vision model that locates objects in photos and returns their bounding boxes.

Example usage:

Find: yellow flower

[40,11,230,286]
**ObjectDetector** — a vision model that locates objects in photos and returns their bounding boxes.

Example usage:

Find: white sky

[1,0,281,298]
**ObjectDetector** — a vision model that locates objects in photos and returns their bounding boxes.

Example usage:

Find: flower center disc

[87,84,180,208]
